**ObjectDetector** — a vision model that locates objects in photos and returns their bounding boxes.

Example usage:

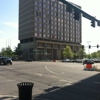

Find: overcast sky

[0,0,100,53]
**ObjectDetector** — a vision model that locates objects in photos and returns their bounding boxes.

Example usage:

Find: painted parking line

[45,65,57,74]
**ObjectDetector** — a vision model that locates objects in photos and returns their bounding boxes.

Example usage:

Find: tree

[0,46,13,57]
[73,53,78,59]
[97,50,100,58]
[62,46,73,59]
[0,48,7,56]
[14,43,23,56]
[77,48,86,59]
[91,52,99,58]
[87,54,92,59]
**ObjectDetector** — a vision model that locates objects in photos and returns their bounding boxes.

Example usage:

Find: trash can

[17,82,34,100]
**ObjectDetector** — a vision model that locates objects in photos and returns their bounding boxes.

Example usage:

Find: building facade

[19,0,82,60]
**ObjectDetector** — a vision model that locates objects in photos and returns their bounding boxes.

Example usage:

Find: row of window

[34,32,81,42]
[33,27,81,35]
[34,17,79,26]
[33,6,74,16]
[34,27,80,33]
[34,0,68,10]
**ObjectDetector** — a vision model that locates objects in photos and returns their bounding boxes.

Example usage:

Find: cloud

[4,22,18,28]
[0,30,5,34]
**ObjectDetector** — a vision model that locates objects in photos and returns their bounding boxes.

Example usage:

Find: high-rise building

[19,0,82,60]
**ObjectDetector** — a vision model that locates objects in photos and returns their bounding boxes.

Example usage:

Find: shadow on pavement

[33,73,100,100]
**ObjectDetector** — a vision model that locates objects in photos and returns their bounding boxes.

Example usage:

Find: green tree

[6,46,13,56]
[14,44,23,56]
[73,53,78,59]
[91,52,98,58]
[0,48,7,56]
[0,46,13,57]
[87,54,92,59]
[97,50,100,58]
[62,46,73,59]
[77,48,86,59]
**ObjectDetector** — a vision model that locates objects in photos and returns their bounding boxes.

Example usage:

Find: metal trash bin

[17,82,34,100]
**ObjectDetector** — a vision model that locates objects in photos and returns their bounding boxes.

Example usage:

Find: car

[0,57,12,65]
[25,58,33,62]
[83,59,94,65]
[62,59,70,62]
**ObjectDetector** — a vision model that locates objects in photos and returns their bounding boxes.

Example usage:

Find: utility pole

[87,41,91,58]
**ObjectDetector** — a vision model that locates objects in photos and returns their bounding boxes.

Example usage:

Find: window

[46,14,50,19]
[51,25,53,29]
[43,9,46,13]
[39,18,42,22]
[47,34,50,37]
[51,16,54,20]
[43,4,46,8]
[47,30,50,33]
[39,3,42,7]
[39,33,42,37]
[34,27,38,31]
[34,17,38,21]
[51,1,55,6]
[61,37,63,40]
[34,1,38,6]
[54,26,57,30]
[34,6,38,11]
[67,38,69,41]
[43,14,46,18]
[47,0,50,5]
[51,21,53,24]
[51,7,54,10]
[43,0,46,3]
[39,7,42,12]
[43,19,46,23]
[54,8,57,12]
[34,22,38,26]
[58,18,60,22]
[51,12,54,15]
[43,29,46,32]
[51,30,53,34]
[47,25,50,28]
[39,23,42,27]
[39,28,42,32]
[58,9,60,13]
[43,34,46,37]
[35,33,38,36]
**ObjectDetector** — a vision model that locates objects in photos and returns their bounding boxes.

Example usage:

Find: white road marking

[45,65,56,74]
[59,79,67,82]
[35,73,42,76]
[6,80,15,82]
[94,82,100,84]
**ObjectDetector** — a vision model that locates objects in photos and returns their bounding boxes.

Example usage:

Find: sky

[0,0,100,54]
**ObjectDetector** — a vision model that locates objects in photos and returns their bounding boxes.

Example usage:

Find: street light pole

[87,41,91,58]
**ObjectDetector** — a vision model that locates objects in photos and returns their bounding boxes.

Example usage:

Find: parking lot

[0,61,100,100]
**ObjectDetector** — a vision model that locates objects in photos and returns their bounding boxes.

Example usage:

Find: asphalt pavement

[0,61,100,100]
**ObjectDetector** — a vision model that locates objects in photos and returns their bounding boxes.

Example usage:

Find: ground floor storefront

[20,40,82,60]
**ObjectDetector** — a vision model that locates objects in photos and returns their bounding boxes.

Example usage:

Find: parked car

[62,59,70,62]
[25,58,33,62]
[83,59,94,65]
[0,57,12,65]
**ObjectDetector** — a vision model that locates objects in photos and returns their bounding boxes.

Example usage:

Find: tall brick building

[19,0,82,60]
